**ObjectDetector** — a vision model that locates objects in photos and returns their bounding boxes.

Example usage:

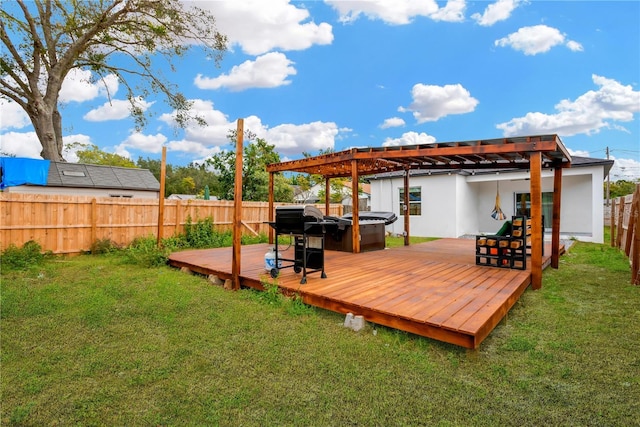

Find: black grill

[268,205,329,284]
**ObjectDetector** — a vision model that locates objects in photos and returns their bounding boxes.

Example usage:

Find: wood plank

[168,238,560,349]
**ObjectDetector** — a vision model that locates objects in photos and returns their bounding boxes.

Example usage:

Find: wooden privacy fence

[610,184,640,285]
[0,193,343,255]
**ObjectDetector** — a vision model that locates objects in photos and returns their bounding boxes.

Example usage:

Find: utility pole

[606,147,610,207]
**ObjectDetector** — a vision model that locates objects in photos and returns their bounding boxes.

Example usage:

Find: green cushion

[495,221,511,236]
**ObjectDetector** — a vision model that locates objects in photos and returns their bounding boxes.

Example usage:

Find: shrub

[184,216,217,248]
[1,240,48,270]
[90,238,120,254]
[160,235,189,252]
[242,233,269,245]
[183,216,265,248]
[122,236,170,267]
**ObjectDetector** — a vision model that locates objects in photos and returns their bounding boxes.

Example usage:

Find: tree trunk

[28,98,64,162]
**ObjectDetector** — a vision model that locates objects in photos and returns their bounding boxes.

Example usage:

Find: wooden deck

[168,239,558,349]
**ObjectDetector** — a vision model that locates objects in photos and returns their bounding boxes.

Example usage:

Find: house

[293,180,371,211]
[0,157,160,199]
[368,156,613,243]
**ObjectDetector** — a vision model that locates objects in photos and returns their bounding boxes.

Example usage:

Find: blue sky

[1,0,639,180]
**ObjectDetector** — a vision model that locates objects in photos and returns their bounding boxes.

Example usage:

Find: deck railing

[610,184,640,285]
[0,193,343,255]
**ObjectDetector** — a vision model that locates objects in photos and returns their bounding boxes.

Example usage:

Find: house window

[399,186,421,215]
[514,192,552,228]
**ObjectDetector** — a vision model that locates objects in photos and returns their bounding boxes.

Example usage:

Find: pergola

[266,134,572,289]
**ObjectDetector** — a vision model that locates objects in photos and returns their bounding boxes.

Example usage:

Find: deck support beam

[530,152,543,290]
[551,166,563,268]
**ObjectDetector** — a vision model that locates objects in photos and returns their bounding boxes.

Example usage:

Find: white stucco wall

[371,173,459,238]
[370,165,607,243]
[456,174,478,237]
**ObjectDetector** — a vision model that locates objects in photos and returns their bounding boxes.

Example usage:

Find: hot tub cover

[341,211,398,225]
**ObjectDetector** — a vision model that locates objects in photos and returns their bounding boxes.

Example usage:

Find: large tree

[0,0,227,161]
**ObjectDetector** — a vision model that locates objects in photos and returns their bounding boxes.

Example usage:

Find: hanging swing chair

[491,181,506,220]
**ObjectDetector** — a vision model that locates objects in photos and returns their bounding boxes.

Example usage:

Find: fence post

[616,196,625,248]
[157,148,167,245]
[610,198,616,247]
[625,192,638,257]
[91,198,97,247]
[631,187,639,285]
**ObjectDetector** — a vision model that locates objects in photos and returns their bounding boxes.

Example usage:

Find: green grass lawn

[1,237,639,426]
[385,235,437,248]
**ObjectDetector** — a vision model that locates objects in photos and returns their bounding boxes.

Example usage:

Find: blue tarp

[0,157,51,189]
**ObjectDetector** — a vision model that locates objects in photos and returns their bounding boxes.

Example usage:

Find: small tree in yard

[0,0,227,162]
[207,131,293,202]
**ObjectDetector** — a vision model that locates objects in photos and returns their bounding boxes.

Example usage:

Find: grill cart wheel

[294,265,302,273]
[270,268,279,278]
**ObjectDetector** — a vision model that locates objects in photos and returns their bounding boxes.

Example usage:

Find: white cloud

[83,97,154,122]
[399,83,479,123]
[115,132,168,156]
[166,140,222,159]
[195,52,297,91]
[608,156,640,182]
[430,0,466,23]
[568,149,590,158]
[0,131,42,158]
[0,131,92,161]
[494,25,582,55]
[62,134,94,162]
[566,40,584,52]
[263,121,339,155]
[59,68,119,103]
[326,0,464,24]
[160,99,234,147]
[472,0,522,26]
[380,117,406,129]
[0,99,30,130]
[202,0,333,55]
[497,75,640,137]
[382,131,437,147]
[570,148,640,182]
[159,99,340,156]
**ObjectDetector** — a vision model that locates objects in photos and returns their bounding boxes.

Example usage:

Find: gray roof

[47,162,160,191]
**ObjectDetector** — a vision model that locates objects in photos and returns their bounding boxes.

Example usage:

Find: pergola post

[325,177,331,216]
[551,166,563,269]
[351,159,360,253]
[530,152,543,290]
[268,171,274,245]
[403,168,410,246]
[231,119,244,291]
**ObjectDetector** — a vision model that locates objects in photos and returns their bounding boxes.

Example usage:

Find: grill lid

[275,205,324,222]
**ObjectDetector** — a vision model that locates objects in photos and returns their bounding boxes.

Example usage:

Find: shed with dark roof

[0,158,160,198]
